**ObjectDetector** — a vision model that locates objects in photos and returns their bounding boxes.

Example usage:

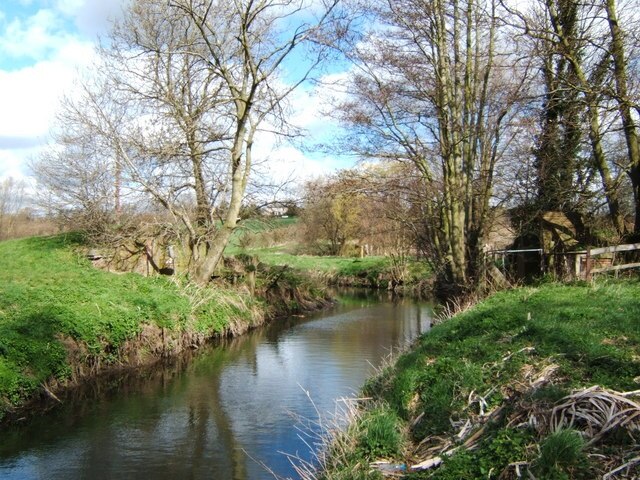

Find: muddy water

[0,290,432,479]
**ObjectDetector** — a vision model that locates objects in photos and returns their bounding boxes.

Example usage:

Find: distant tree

[301,175,363,255]
[283,201,301,217]
[0,178,25,240]
[301,166,420,258]
[32,88,125,240]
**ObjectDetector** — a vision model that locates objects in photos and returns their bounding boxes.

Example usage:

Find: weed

[478,428,535,477]
[533,429,589,479]
[423,449,481,479]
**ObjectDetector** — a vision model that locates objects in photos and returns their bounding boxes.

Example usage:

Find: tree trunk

[605,0,640,234]
[193,116,253,284]
[586,101,626,236]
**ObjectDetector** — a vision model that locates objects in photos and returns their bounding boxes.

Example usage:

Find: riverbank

[0,288,432,479]
[0,234,329,423]
[315,280,640,479]
[232,247,432,295]
[225,217,432,295]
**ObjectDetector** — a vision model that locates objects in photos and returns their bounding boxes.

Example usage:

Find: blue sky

[0,0,348,187]
[0,0,128,69]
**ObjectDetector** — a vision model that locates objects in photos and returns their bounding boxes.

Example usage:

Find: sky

[0,0,124,182]
[0,0,348,190]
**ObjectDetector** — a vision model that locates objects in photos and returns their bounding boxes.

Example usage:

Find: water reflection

[0,291,432,480]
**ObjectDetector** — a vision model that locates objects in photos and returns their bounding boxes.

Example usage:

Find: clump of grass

[355,406,405,459]
[534,429,589,479]
[527,385,570,405]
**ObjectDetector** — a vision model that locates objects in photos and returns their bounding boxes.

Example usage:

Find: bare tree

[36,0,343,282]
[0,178,26,240]
[335,0,529,294]
[167,0,343,283]
[32,81,126,240]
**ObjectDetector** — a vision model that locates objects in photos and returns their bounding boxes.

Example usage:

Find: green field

[227,217,430,288]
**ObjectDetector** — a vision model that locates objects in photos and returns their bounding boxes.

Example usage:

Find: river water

[0,290,432,479]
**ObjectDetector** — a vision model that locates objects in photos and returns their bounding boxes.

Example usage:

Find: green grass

[242,247,391,274]
[226,216,431,288]
[226,216,299,252]
[355,406,405,459]
[239,248,434,290]
[534,429,588,479]
[0,234,256,418]
[324,280,640,479]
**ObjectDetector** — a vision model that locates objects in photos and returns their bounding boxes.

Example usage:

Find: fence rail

[488,243,640,280]
[583,243,640,280]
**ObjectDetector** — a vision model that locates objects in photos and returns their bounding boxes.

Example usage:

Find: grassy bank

[315,281,640,479]
[0,234,264,422]
[228,217,431,292]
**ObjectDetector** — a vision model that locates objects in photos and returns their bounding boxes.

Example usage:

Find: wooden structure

[488,242,640,282]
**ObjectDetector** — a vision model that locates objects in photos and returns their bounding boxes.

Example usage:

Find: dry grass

[551,386,640,445]
[281,390,364,480]
[0,215,61,241]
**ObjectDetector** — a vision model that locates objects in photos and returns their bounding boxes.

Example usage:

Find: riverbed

[0,290,432,479]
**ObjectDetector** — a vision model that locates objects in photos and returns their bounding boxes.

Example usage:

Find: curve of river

[0,290,433,479]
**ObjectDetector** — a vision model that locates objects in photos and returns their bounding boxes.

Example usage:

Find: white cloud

[0,9,69,62]
[55,0,85,16]
[258,144,344,184]
[54,0,128,38]
[0,3,99,183]
[0,1,126,66]
[242,70,354,191]
[0,147,39,182]
[0,40,95,141]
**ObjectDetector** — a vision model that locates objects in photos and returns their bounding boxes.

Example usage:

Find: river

[0,290,433,479]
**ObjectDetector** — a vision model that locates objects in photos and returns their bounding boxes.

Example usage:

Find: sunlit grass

[322,280,640,479]
[0,234,256,418]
